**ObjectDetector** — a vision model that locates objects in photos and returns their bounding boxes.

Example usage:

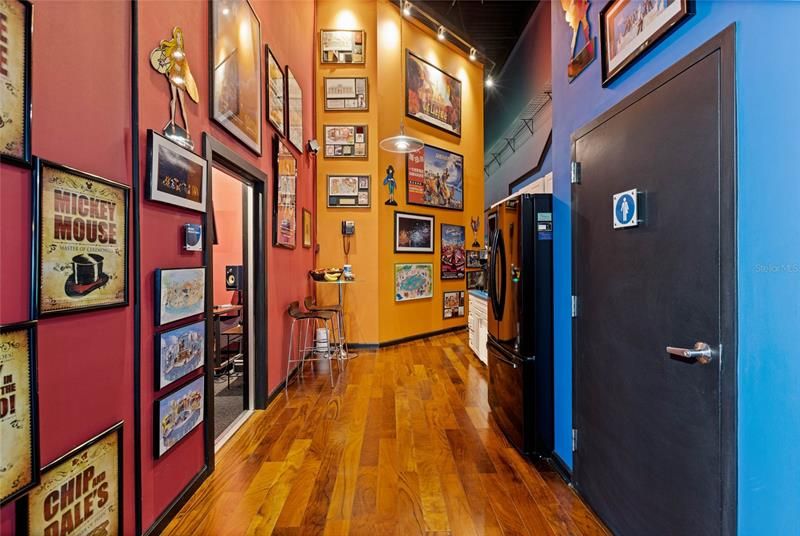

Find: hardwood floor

[162,332,609,536]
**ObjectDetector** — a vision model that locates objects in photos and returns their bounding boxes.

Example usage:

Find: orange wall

[211,168,244,306]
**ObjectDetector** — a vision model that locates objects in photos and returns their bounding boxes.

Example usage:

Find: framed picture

[467,269,486,291]
[27,422,123,535]
[327,175,370,208]
[155,267,205,326]
[443,291,465,319]
[0,0,31,166]
[0,320,39,506]
[146,130,208,212]
[265,45,285,136]
[407,143,464,211]
[154,376,204,458]
[324,124,367,159]
[210,0,262,154]
[441,224,466,280]
[395,263,433,302]
[600,0,693,85]
[286,66,304,153]
[466,250,482,269]
[394,211,434,254]
[155,319,205,390]
[34,159,129,317]
[273,137,297,249]
[324,77,368,111]
[320,29,365,64]
[302,209,312,248]
[406,50,462,137]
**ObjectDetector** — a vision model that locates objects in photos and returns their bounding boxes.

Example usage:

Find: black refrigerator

[486,193,553,456]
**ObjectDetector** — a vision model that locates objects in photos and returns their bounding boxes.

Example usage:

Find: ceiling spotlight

[469,47,476,61]
[437,25,446,41]
[485,76,494,88]
[403,1,412,16]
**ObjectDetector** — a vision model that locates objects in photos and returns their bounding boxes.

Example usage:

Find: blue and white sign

[613,189,639,229]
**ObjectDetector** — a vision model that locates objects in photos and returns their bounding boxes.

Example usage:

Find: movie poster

[0,0,30,164]
[28,423,122,536]
[406,50,461,136]
[440,224,466,280]
[407,145,464,211]
[0,322,37,505]
[37,162,128,316]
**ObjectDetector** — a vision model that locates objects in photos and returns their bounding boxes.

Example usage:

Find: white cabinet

[468,291,489,365]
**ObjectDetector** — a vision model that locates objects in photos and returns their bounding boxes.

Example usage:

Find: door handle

[666,342,714,364]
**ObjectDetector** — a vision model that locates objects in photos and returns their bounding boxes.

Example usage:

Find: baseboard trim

[550,451,573,483]
[142,464,209,536]
[377,325,467,348]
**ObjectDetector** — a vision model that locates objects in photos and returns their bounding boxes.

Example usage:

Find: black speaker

[225,265,243,291]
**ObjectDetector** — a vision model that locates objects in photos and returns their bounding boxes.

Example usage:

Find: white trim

[214,409,254,452]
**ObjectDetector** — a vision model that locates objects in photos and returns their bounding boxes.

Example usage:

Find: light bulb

[485,76,494,88]
[469,48,476,61]
[403,1,412,16]
[396,140,410,150]
[437,26,446,41]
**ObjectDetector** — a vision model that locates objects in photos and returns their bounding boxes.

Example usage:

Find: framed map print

[324,77,368,111]
[0,0,32,167]
[265,45,285,136]
[320,29,365,64]
[406,50,462,137]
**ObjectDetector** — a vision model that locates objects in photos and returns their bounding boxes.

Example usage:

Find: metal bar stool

[285,301,338,396]
[303,296,347,364]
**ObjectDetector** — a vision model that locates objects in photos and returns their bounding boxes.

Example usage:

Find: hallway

[163,332,608,535]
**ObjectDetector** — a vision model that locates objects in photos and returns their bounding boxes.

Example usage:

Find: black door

[572,29,736,536]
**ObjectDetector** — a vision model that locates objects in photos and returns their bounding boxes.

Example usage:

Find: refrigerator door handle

[490,229,507,321]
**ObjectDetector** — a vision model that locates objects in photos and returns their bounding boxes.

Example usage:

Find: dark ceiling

[414,0,539,74]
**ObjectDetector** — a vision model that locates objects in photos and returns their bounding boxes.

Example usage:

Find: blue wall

[550,0,800,532]
[510,147,552,193]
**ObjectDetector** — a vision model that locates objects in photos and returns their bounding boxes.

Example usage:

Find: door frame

[570,25,737,534]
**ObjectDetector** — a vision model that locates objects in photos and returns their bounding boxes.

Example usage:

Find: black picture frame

[285,66,304,154]
[265,44,286,137]
[154,319,206,391]
[466,269,485,291]
[153,375,205,459]
[440,223,466,280]
[0,320,39,507]
[405,49,462,138]
[324,77,369,112]
[466,250,482,269]
[273,136,298,249]
[327,174,370,208]
[320,29,366,64]
[0,0,32,168]
[442,290,465,319]
[154,267,206,326]
[394,211,435,254]
[146,130,208,213]
[405,143,464,211]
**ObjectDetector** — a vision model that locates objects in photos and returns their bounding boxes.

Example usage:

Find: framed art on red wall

[273,137,297,249]
[0,0,32,167]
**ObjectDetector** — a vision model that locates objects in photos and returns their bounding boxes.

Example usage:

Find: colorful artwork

[395,211,434,253]
[156,320,205,390]
[324,125,367,158]
[286,67,303,153]
[407,144,463,211]
[443,291,465,319]
[324,77,368,111]
[147,130,207,212]
[155,267,205,326]
[320,29,365,64]
[0,0,31,166]
[466,250,482,269]
[406,50,462,137]
[561,0,596,80]
[155,376,204,458]
[327,175,370,208]
[395,263,433,302]
[266,46,285,135]
[441,224,466,280]
[274,138,297,249]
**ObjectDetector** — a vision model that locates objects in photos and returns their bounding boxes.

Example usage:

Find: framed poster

[395,263,433,302]
[441,224,466,280]
[600,0,693,85]
[406,144,463,211]
[406,50,462,137]
[273,138,297,249]
[302,209,312,248]
[286,66,304,153]
[155,267,205,326]
[27,422,123,536]
[0,321,39,506]
[443,291,465,319]
[467,269,485,291]
[34,159,129,317]
[324,77,368,111]
[146,130,208,212]
[466,250,482,269]
[155,319,205,390]
[324,124,367,159]
[0,0,31,167]
[265,45,285,136]
[155,376,204,458]
[320,29,365,64]
[327,175,370,208]
[210,0,262,154]
[394,211,434,254]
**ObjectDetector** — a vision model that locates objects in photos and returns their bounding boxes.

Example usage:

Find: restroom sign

[613,189,639,229]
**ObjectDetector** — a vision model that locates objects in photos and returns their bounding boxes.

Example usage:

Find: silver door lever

[666,342,713,364]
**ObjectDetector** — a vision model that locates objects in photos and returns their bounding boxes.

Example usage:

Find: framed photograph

[210,0,262,154]
[443,291,465,319]
[395,263,433,302]
[324,77,368,111]
[265,45,285,136]
[600,0,693,85]
[327,175,370,208]
[302,209,312,248]
[394,211,434,254]
[407,143,463,211]
[406,50,462,137]
[28,422,123,535]
[286,66,304,153]
[0,0,32,166]
[155,319,205,390]
[0,320,39,506]
[34,159,129,317]
[467,269,486,291]
[146,130,208,212]
[273,137,297,249]
[154,376,204,458]
[441,224,466,280]
[466,250,482,269]
[320,29,365,64]
[324,124,367,159]
[155,267,205,326]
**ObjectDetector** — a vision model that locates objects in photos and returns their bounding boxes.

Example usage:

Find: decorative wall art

[155,320,205,390]
[320,29,365,64]
[324,77,368,111]
[146,130,208,212]
[265,45,285,136]
[443,291,465,319]
[0,0,31,166]
[210,0,262,154]
[600,0,693,85]
[394,211,434,254]
[383,165,398,206]
[302,209,312,248]
[470,216,481,247]
[327,175,370,208]
[273,138,297,249]
[154,376,204,458]
[406,50,462,137]
[407,144,463,211]
[286,66,304,153]
[34,159,129,317]
[561,0,596,80]
[324,125,367,158]
[395,263,433,302]
[0,321,39,506]
[466,250,482,269]
[467,269,486,291]
[155,267,205,326]
[27,422,123,535]
[440,224,466,280]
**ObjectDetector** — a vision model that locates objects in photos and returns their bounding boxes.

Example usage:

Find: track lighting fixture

[469,47,476,61]
[403,1,412,16]
[437,25,446,41]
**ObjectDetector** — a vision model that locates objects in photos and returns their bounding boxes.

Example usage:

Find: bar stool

[285,301,338,396]
[304,296,347,363]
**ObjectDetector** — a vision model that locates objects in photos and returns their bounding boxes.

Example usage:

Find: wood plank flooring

[162,332,609,536]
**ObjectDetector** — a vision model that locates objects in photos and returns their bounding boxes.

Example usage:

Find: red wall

[211,168,244,306]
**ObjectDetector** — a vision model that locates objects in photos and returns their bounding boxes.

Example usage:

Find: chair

[285,301,339,396]
[304,296,347,363]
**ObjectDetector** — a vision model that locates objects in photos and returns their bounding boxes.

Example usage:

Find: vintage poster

[0,322,38,505]
[37,161,129,316]
[156,320,205,390]
[286,67,303,153]
[407,144,463,211]
[0,0,30,164]
[155,376,204,458]
[406,50,462,136]
[274,139,297,248]
[266,46,285,135]
[28,423,122,536]
[155,267,205,326]
[440,224,466,280]
[395,263,433,302]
